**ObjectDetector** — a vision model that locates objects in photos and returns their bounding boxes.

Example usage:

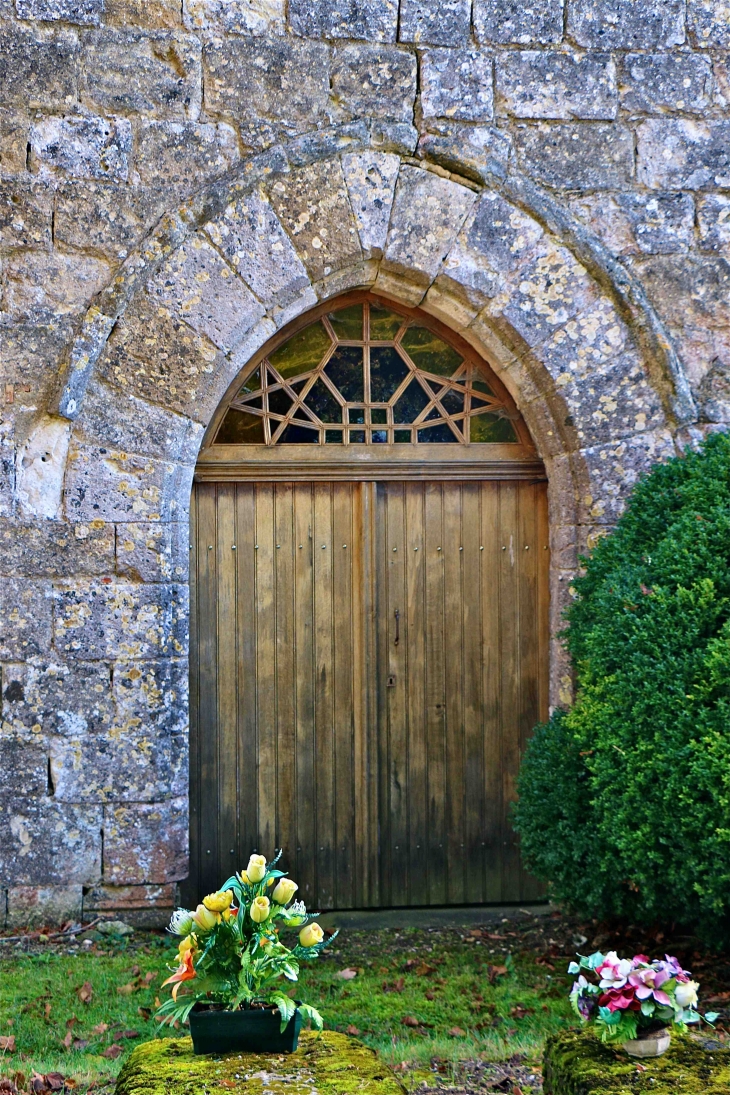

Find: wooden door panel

[190,477,549,909]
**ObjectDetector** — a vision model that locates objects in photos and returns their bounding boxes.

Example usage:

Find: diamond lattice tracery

[215,300,519,446]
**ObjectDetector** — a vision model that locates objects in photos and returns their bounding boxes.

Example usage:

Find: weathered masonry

[0,0,728,926]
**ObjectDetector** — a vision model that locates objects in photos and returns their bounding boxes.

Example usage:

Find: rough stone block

[16,0,102,24]
[569,191,694,255]
[399,0,471,45]
[77,379,203,465]
[267,160,362,283]
[634,253,730,333]
[697,358,730,424]
[2,659,113,738]
[50,661,187,802]
[514,123,634,189]
[0,727,49,797]
[54,181,166,263]
[206,190,311,314]
[148,235,265,353]
[698,194,730,251]
[98,293,220,419]
[1,250,110,322]
[0,110,30,174]
[53,578,188,659]
[289,0,396,41]
[80,30,202,120]
[485,243,595,348]
[0,322,74,415]
[116,522,189,583]
[0,180,52,251]
[619,52,713,115]
[581,429,677,523]
[202,38,331,149]
[688,0,730,48]
[341,150,400,257]
[0,800,102,885]
[83,882,177,911]
[184,0,284,35]
[421,48,494,122]
[331,45,416,122]
[381,166,476,291]
[134,121,240,195]
[64,443,194,524]
[474,0,563,44]
[104,0,183,27]
[0,519,114,578]
[7,885,83,928]
[497,51,617,120]
[554,353,666,445]
[14,413,73,525]
[0,578,53,659]
[30,113,132,181]
[103,798,187,884]
[567,0,685,49]
[0,27,78,110]
[637,119,730,190]
[418,122,512,179]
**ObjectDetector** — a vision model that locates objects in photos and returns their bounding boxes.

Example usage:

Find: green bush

[514,432,730,939]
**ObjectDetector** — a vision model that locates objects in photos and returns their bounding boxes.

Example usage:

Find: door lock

[387,675,396,688]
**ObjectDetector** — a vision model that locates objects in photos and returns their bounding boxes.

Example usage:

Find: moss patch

[115,1032,405,1095]
[544,1029,730,1095]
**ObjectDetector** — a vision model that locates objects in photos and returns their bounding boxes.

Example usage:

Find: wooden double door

[189,478,549,909]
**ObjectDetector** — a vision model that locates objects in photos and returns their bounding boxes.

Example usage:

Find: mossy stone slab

[116,1032,405,1095]
[544,1029,730,1095]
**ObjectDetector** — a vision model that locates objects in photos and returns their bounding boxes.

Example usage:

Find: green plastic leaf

[297,1003,324,1032]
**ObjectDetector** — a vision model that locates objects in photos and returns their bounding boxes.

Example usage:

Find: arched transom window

[214,296,523,447]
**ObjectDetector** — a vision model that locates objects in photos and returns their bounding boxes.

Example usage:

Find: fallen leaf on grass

[65,1019,78,1031]
[112,1032,139,1042]
[415,962,435,976]
[0,1080,18,1095]
[143,972,156,985]
[219,1081,236,1089]
[448,1027,466,1038]
[102,1046,122,1060]
[137,1008,151,1021]
[402,1016,421,1028]
[44,1004,52,1022]
[61,1033,73,1051]
[425,992,436,1001]
[382,977,405,994]
[345,1025,360,1036]
[130,966,141,977]
[510,1005,534,1021]
[77,983,93,1005]
[336,968,358,981]
[71,1041,89,1052]
[488,965,508,983]
[0,1036,16,1052]
[117,983,136,996]
[91,1024,108,1037]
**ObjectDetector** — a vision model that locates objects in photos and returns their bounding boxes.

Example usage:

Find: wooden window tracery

[214,298,523,447]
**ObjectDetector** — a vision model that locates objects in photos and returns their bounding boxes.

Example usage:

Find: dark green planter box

[544,1028,730,1094]
[189,1006,303,1055]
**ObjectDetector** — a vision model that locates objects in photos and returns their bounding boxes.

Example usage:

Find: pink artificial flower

[599,985,640,1013]
[628,965,672,1006]
[597,951,634,990]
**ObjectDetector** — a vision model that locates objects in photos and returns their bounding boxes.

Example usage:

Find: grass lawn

[1,911,727,1095]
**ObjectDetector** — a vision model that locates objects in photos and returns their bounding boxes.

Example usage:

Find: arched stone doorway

[188,292,549,909]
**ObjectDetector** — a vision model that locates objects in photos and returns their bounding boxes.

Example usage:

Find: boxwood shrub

[514,432,730,940]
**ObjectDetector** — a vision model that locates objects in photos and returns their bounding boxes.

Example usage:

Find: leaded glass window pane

[214,297,523,446]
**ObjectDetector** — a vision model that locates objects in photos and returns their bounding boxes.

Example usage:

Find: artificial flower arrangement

[569,950,717,1045]
[155,851,337,1041]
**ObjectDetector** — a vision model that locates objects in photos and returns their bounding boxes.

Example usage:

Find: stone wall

[0,0,727,926]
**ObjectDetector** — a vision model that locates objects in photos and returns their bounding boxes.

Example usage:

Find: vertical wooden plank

[424,483,446,905]
[186,487,200,906]
[332,483,355,909]
[385,482,409,905]
[536,483,551,726]
[293,485,316,905]
[235,484,258,869]
[255,485,277,856]
[196,483,220,896]
[216,485,239,883]
[499,482,522,903]
[443,483,465,903]
[358,481,379,907]
[461,481,484,904]
[517,482,542,901]
[313,483,335,908]
[374,482,392,906]
[405,483,428,906]
[274,484,296,870]
[480,482,503,903]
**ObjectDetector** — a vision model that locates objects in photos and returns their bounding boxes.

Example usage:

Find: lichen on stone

[543,1028,730,1095]
[115,1032,405,1095]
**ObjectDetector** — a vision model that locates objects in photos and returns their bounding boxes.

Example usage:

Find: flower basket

[155,850,336,1052]
[567,950,717,1055]
[189,1003,304,1055]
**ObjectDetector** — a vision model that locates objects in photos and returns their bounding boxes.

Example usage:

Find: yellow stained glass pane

[268,321,331,379]
[469,412,518,443]
[215,408,265,444]
[400,325,463,377]
[327,304,363,341]
[370,303,405,340]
